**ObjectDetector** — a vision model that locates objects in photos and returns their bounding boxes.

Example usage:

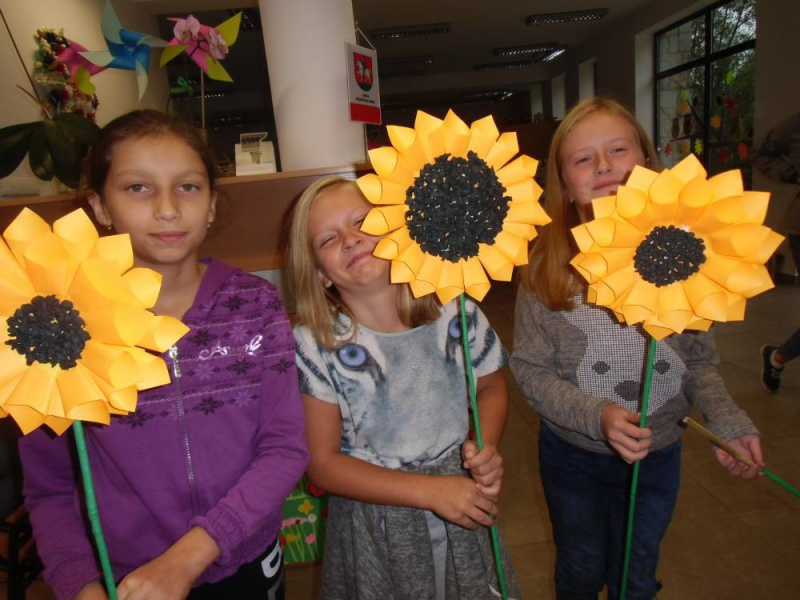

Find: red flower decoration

[306,482,326,498]
[737,143,749,161]
[279,535,286,548]
[725,97,739,112]
[664,142,672,157]
[717,147,729,164]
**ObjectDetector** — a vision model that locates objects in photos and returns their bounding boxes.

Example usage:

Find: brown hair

[519,97,659,310]
[80,109,221,198]
[286,176,440,349]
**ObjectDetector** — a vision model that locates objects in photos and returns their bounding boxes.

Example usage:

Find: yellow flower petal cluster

[571,154,784,340]
[358,109,551,304]
[0,208,189,435]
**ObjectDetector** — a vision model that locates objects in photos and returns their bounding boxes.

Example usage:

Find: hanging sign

[346,42,381,125]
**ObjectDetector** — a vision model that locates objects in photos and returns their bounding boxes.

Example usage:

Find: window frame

[652,0,756,171]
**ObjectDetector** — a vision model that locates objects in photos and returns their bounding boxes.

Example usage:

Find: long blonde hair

[519,97,659,310]
[286,176,440,349]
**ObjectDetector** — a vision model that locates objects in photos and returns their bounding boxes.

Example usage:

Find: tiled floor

[9,282,800,599]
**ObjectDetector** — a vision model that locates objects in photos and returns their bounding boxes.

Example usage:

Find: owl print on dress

[562,299,686,416]
[295,301,504,469]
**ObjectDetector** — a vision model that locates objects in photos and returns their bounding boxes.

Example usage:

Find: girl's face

[88,134,216,273]
[307,185,387,294]
[560,111,647,223]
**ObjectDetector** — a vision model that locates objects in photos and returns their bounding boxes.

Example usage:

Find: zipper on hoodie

[169,345,200,515]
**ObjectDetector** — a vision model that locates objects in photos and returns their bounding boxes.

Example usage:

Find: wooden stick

[682,417,754,465]
[682,416,800,499]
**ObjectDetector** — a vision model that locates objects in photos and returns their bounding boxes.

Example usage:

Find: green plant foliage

[0,112,99,189]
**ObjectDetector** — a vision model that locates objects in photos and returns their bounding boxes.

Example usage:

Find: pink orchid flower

[207,28,229,60]
[173,15,201,44]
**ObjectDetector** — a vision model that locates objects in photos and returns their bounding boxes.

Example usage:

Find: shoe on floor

[761,345,783,394]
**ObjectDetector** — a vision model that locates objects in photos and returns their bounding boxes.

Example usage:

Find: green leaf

[28,124,54,182]
[43,120,80,189]
[0,122,38,178]
[680,89,690,101]
[725,70,735,85]
[53,113,101,144]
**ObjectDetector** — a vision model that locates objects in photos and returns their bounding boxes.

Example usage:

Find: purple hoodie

[19,259,309,600]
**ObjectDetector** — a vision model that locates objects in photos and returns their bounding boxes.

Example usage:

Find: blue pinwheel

[80,1,167,100]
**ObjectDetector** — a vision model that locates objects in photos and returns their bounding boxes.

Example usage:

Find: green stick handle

[619,336,659,600]
[73,421,119,600]
[682,416,800,499]
[459,294,508,600]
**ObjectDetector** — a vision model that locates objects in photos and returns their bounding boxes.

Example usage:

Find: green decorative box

[280,476,328,565]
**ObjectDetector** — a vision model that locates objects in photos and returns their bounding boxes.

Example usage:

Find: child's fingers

[461,440,478,462]
[476,481,501,501]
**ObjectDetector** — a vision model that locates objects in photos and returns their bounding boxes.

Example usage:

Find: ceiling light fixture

[380,70,428,79]
[370,23,451,40]
[474,60,532,71]
[526,8,609,26]
[541,48,567,62]
[380,55,435,66]
[462,90,516,101]
[494,43,560,57]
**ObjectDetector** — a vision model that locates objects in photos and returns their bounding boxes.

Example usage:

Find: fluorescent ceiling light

[380,70,428,79]
[474,60,532,71]
[494,44,560,57]
[526,9,609,26]
[380,55,435,66]
[462,90,516,101]
[370,23,451,40]
[542,48,567,62]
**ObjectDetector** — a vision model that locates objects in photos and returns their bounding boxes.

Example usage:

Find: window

[654,0,756,183]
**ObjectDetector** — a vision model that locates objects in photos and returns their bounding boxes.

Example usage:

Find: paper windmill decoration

[570,154,783,340]
[358,109,551,305]
[159,12,242,82]
[79,1,168,100]
[0,208,189,435]
[55,39,106,95]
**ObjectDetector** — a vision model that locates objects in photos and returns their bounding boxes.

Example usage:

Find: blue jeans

[539,424,681,600]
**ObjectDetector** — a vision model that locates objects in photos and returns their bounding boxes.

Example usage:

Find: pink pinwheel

[160,13,241,82]
[55,40,106,95]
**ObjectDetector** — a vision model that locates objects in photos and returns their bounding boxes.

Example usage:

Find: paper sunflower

[0,208,189,435]
[570,153,784,340]
[357,109,551,304]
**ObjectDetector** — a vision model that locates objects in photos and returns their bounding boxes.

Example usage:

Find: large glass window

[654,0,755,183]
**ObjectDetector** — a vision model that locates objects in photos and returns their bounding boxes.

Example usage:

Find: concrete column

[259,0,366,171]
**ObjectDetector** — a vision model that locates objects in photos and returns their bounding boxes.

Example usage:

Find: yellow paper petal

[505,178,543,204]
[68,258,125,312]
[669,153,706,183]
[483,133,519,171]
[619,279,658,325]
[0,347,28,389]
[709,224,774,259]
[137,315,190,353]
[53,209,99,264]
[23,232,74,297]
[0,237,35,310]
[3,207,51,265]
[86,370,137,414]
[129,347,172,390]
[55,363,108,423]
[676,176,714,226]
[495,155,538,188]
[6,361,56,420]
[463,257,491,302]
[368,147,418,186]
[387,125,429,171]
[478,244,514,281]
[648,170,683,223]
[435,260,464,305]
[624,165,659,195]
[586,218,643,249]
[493,231,528,265]
[681,273,729,321]
[443,110,470,157]
[120,268,162,309]
[374,227,414,260]
[79,341,141,389]
[391,242,426,284]
[414,111,445,162]
[467,115,500,160]
[89,234,134,274]
[362,205,407,236]
[82,304,155,347]
[708,169,743,200]
[591,195,617,220]
[357,174,408,206]
[616,185,655,231]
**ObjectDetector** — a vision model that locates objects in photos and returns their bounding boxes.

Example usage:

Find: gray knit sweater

[510,286,759,455]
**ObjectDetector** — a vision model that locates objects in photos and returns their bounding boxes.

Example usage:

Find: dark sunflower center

[6,295,90,369]
[634,225,706,287]
[405,151,510,263]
